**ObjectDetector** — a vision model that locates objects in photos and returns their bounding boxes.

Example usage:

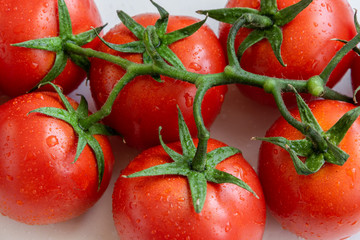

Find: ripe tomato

[258,100,360,240]
[89,13,227,150]
[0,92,114,225]
[351,54,360,103]
[112,138,266,239]
[219,0,356,106]
[0,0,102,98]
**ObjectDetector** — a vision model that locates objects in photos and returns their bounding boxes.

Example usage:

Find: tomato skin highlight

[89,14,228,150]
[219,0,357,106]
[258,100,360,240]
[0,92,114,225]
[112,139,266,240]
[0,0,102,98]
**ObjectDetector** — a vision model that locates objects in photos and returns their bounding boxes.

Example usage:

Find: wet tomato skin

[90,13,227,150]
[0,92,114,225]
[258,100,360,240]
[112,139,266,240]
[0,0,103,98]
[219,0,356,107]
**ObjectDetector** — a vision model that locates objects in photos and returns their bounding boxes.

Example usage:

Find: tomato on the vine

[112,138,266,240]
[89,13,227,150]
[219,0,357,106]
[258,100,360,240]
[0,92,114,225]
[0,0,102,98]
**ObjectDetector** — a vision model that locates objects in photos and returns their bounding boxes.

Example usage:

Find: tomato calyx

[11,0,105,91]
[28,83,116,189]
[123,108,258,213]
[256,88,360,175]
[198,0,313,67]
[93,0,207,81]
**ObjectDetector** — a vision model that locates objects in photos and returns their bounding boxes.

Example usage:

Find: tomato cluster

[1,0,360,240]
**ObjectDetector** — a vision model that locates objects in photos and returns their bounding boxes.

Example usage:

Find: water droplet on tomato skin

[188,62,202,71]
[184,93,193,108]
[16,200,24,206]
[46,135,59,147]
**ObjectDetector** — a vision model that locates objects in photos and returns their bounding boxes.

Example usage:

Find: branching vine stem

[63,12,358,171]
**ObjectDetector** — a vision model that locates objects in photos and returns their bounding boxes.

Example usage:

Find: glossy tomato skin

[90,14,227,150]
[0,0,102,98]
[219,0,356,106]
[258,100,360,240]
[0,92,114,225]
[112,139,266,240]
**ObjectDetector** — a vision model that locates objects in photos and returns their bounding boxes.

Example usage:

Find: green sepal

[71,25,107,47]
[28,83,115,189]
[274,0,313,26]
[256,136,317,175]
[196,8,259,24]
[237,29,266,58]
[260,0,277,15]
[151,0,169,36]
[323,140,349,166]
[12,37,62,52]
[187,172,207,213]
[236,25,285,66]
[57,0,72,37]
[116,10,145,40]
[162,17,207,45]
[264,26,285,67]
[126,107,257,213]
[326,106,360,145]
[256,87,360,175]
[293,86,322,132]
[12,0,103,91]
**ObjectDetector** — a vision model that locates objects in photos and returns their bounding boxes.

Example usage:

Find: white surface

[1,0,360,239]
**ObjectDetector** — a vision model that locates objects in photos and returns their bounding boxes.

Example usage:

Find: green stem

[191,79,213,172]
[65,42,134,70]
[271,85,328,151]
[79,71,138,129]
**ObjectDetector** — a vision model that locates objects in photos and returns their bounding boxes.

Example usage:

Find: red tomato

[89,14,227,150]
[112,138,266,239]
[0,0,102,98]
[219,0,356,106]
[351,54,360,103]
[258,100,360,240]
[0,92,114,225]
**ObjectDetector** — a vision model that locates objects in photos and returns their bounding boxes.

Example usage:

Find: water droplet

[184,93,193,107]
[46,135,59,147]
[326,3,333,12]
[31,62,39,69]
[313,22,318,27]
[6,175,13,181]
[16,200,24,205]
[225,222,232,232]
[188,62,202,71]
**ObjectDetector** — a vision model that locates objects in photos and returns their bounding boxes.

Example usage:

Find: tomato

[351,54,360,103]
[112,138,266,239]
[89,13,227,150]
[0,92,114,225]
[219,0,356,106]
[258,100,360,240]
[0,0,102,98]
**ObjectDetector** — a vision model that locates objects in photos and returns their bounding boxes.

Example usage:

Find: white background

[1,0,360,239]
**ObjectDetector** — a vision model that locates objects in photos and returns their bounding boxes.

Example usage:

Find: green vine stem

[30,0,357,176]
